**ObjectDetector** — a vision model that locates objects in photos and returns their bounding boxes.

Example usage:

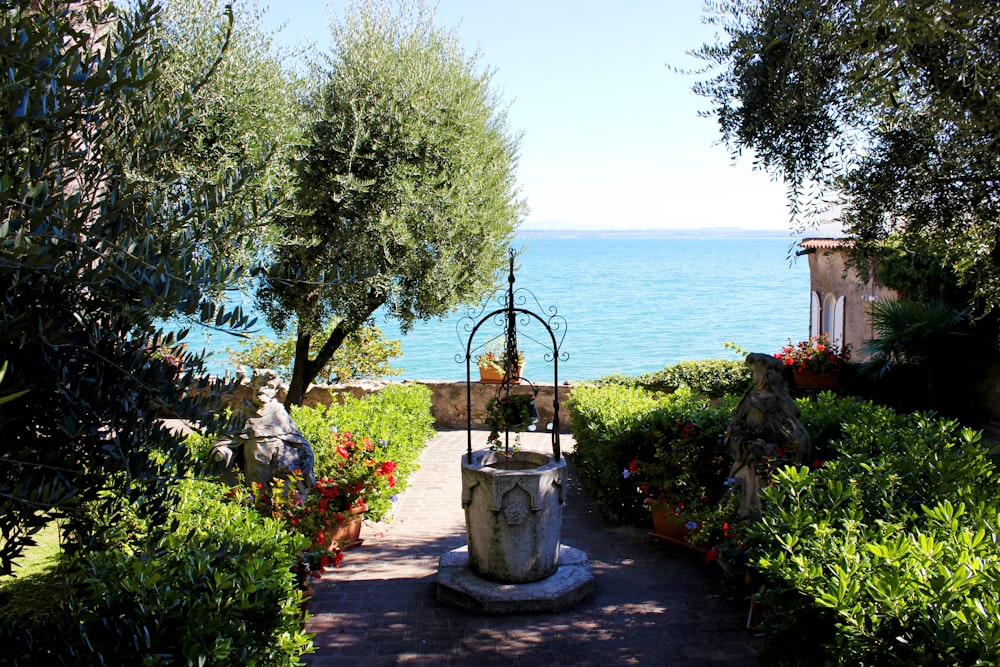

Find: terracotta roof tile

[799,237,853,250]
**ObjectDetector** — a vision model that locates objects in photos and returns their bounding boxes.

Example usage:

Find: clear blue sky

[257,1,792,232]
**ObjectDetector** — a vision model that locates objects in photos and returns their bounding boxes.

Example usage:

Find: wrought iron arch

[457,249,568,463]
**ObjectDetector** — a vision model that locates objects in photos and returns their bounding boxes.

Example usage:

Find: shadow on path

[304,430,760,666]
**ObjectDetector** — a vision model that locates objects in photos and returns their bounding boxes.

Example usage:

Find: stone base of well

[436,544,593,614]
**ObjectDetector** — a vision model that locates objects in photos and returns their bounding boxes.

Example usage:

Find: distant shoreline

[516,226,813,239]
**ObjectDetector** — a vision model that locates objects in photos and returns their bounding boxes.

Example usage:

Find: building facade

[798,238,897,362]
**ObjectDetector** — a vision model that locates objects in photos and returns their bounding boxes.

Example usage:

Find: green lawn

[0,522,62,586]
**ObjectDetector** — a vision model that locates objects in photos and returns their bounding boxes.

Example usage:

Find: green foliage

[695,0,1000,315]
[795,391,871,463]
[0,0,257,573]
[184,430,218,463]
[143,0,302,275]
[569,379,884,531]
[291,383,435,521]
[0,479,313,665]
[566,383,667,522]
[640,359,751,397]
[228,324,404,384]
[864,298,967,374]
[258,0,526,405]
[751,408,1000,665]
[594,359,750,398]
[860,297,996,415]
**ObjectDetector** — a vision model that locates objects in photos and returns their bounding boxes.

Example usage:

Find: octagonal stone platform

[437,544,594,614]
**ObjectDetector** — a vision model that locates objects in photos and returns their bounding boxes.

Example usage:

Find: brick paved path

[304,430,760,666]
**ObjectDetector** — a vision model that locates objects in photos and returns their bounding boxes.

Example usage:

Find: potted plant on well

[484,391,539,452]
[476,343,525,384]
[774,333,850,389]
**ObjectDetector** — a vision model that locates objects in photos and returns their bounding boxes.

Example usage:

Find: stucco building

[797,238,897,362]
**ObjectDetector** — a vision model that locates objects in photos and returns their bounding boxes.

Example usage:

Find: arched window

[812,292,846,349]
[822,294,837,338]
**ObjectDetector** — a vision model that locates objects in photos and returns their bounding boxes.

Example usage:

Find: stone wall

[419,380,573,431]
[213,376,576,431]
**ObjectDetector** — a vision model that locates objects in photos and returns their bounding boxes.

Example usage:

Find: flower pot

[324,503,367,551]
[793,368,841,389]
[645,498,707,554]
[478,363,524,384]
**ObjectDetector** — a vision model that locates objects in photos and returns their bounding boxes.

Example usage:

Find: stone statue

[210,369,316,497]
[725,353,810,519]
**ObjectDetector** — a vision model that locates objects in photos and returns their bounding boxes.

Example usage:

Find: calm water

[192,235,810,382]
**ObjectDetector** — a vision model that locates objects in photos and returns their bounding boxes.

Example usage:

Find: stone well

[460,449,566,583]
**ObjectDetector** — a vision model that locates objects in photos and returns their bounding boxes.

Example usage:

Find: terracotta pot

[793,368,841,389]
[478,363,524,384]
[645,498,707,554]
[324,504,367,550]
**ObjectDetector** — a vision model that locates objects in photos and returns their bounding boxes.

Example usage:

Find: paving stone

[304,430,761,666]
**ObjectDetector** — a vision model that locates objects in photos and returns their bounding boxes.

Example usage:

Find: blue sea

[190,235,810,382]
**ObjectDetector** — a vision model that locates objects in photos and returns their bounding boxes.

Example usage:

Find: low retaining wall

[212,376,576,432]
[419,380,574,431]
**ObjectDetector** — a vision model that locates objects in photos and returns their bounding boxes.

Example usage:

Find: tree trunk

[283,295,384,407]
[284,326,315,407]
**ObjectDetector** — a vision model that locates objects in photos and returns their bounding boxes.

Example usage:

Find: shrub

[568,383,742,526]
[796,391,873,464]
[569,380,902,537]
[0,479,313,665]
[566,384,661,522]
[752,409,1000,665]
[594,358,750,398]
[641,359,751,397]
[291,383,435,521]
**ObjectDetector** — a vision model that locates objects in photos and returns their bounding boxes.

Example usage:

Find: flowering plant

[774,334,850,375]
[227,471,346,582]
[476,342,524,372]
[627,416,735,553]
[324,430,398,510]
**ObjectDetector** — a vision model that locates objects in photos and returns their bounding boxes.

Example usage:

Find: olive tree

[130,0,303,292]
[0,0,265,572]
[258,0,526,406]
[695,0,1000,313]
